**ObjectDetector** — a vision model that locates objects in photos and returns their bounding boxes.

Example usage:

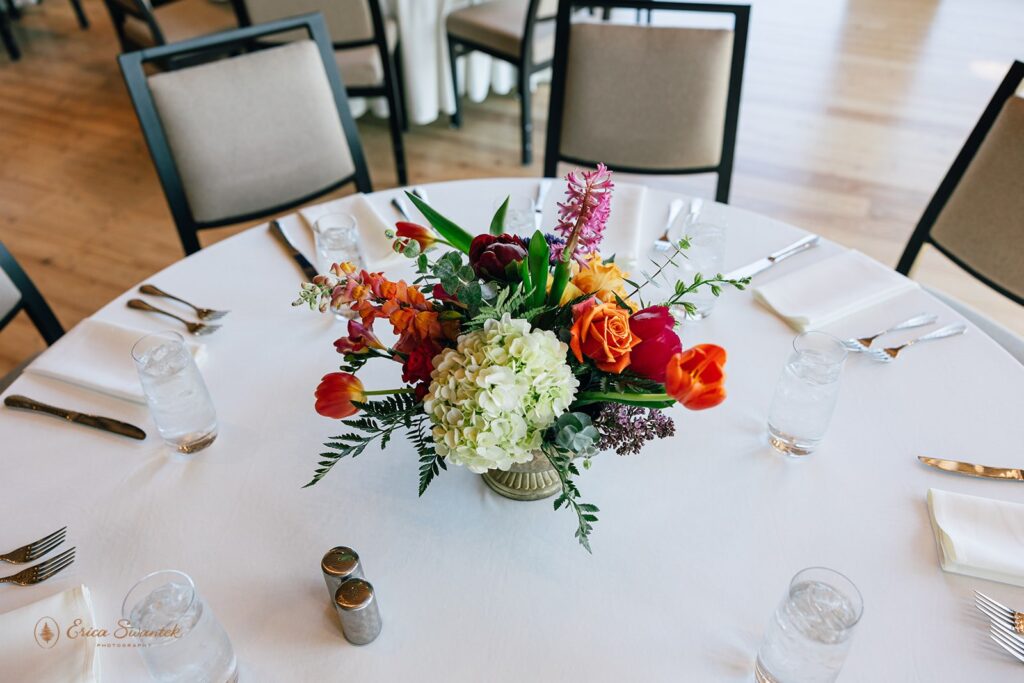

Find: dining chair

[896,60,1024,363]
[103,0,240,53]
[232,0,408,185]
[118,14,373,255]
[0,0,18,61]
[0,242,64,390]
[544,0,749,204]
[446,0,559,165]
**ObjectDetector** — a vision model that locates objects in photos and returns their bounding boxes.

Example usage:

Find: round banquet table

[2,179,1023,681]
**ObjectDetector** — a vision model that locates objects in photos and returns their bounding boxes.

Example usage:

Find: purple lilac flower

[554,164,613,264]
[593,404,675,456]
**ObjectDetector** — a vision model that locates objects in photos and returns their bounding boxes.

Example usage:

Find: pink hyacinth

[553,164,613,263]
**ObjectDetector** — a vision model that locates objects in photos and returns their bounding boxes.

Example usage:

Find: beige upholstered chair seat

[557,21,733,170]
[122,0,237,48]
[447,0,555,61]
[146,40,357,223]
[929,95,1024,301]
[334,16,397,87]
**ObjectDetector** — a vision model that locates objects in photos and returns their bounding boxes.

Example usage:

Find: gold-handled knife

[4,395,147,440]
[917,456,1024,481]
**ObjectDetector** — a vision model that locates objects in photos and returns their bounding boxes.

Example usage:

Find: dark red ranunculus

[402,339,442,385]
[628,306,682,383]
[432,283,458,303]
[468,234,528,281]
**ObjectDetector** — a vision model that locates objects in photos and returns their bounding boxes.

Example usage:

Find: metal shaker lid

[335,579,374,611]
[321,546,360,578]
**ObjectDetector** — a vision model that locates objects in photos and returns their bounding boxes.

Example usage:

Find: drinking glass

[766,332,846,456]
[494,195,536,235]
[132,332,217,454]
[122,570,238,683]
[754,567,864,683]
[314,213,365,320]
[668,221,726,320]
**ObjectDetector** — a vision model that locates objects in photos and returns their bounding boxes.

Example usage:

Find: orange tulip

[569,298,642,374]
[664,344,727,410]
[315,372,366,418]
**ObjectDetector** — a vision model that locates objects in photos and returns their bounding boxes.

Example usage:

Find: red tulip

[468,234,528,281]
[315,372,366,418]
[628,306,681,382]
[394,222,437,253]
[665,344,727,410]
[333,319,385,355]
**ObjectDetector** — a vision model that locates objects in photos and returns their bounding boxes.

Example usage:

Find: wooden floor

[1,0,1021,374]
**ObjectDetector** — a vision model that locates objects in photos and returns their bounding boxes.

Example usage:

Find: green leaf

[528,231,550,309]
[490,196,509,235]
[406,191,473,254]
[547,258,572,307]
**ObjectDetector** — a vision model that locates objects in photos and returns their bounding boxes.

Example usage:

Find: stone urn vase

[481,452,560,501]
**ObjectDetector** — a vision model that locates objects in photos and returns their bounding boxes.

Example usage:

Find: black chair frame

[544,0,749,204]
[447,0,556,165]
[118,14,373,256]
[895,59,1024,306]
[104,0,238,66]
[0,242,64,345]
[232,0,408,185]
[1,0,88,61]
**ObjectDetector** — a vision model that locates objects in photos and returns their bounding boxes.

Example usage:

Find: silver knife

[4,395,147,440]
[724,234,820,280]
[535,178,552,230]
[270,220,318,280]
[917,456,1024,481]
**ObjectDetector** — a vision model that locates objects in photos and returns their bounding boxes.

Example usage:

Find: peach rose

[569,298,642,373]
[572,253,636,309]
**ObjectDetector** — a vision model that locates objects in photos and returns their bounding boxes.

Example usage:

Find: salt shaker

[334,579,382,645]
[321,546,363,602]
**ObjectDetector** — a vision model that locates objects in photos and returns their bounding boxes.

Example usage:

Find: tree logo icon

[34,617,59,649]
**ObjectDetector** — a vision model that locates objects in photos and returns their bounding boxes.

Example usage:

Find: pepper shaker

[321,546,363,602]
[334,579,382,645]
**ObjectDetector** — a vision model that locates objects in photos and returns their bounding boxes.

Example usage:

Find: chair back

[0,242,64,346]
[897,61,1024,305]
[238,0,376,45]
[544,1,749,203]
[118,14,372,255]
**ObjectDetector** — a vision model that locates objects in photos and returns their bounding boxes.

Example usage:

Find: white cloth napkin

[927,488,1024,587]
[299,193,399,268]
[752,250,917,331]
[0,585,99,682]
[542,181,647,265]
[25,318,205,404]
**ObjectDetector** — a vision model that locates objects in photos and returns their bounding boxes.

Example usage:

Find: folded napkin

[927,488,1024,587]
[299,193,398,267]
[752,250,917,331]
[601,183,647,267]
[0,585,99,682]
[26,318,205,404]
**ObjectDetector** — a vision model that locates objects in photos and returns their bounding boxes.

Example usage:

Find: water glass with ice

[122,570,238,683]
[314,213,365,320]
[767,332,846,456]
[132,331,217,454]
[494,195,536,236]
[754,567,863,683]
[668,220,726,320]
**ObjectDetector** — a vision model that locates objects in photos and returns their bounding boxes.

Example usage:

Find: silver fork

[0,526,66,564]
[842,313,938,352]
[0,547,76,586]
[864,323,967,362]
[976,591,1024,635]
[139,285,229,321]
[990,622,1024,664]
[127,299,221,336]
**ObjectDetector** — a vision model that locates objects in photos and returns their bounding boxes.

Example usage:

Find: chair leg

[69,0,89,29]
[447,36,462,128]
[382,44,408,185]
[5,0,19,21]
[393,40,409,132]
[0,3,19,61]
[518,66,532,166]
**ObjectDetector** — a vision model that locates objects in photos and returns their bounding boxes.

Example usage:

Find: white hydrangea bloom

[423,314,578,473]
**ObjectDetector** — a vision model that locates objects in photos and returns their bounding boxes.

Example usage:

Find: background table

[2,179,1023,681]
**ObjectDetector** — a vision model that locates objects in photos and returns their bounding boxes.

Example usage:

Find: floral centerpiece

[294,166,748,550]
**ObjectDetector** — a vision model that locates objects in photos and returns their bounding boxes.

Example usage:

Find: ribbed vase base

[481,452,560,501]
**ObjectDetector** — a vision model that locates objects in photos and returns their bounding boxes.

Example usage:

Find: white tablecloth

[2,179,1023,681]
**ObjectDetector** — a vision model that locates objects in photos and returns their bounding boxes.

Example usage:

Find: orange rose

[569,298,642,373]
[665,344,727,410]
